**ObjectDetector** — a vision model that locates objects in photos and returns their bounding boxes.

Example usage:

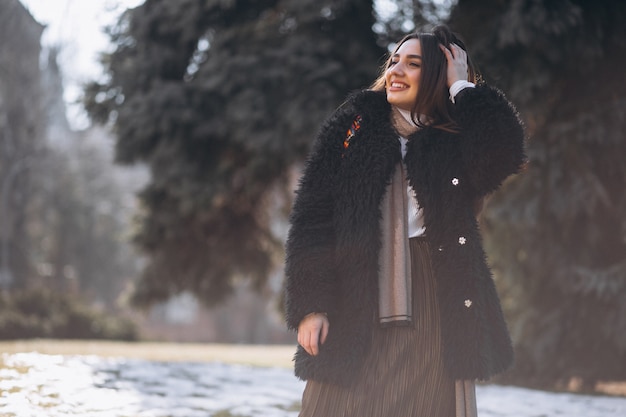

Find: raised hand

[439,43,469,88]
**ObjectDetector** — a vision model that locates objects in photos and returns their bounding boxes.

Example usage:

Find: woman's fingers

[319,317,329,345]
[297,327,308,353]
[440,43,466,63]
[452,44,467,62]
[297,313,329,356]
[439,43,452,60]
[310,325,321,356]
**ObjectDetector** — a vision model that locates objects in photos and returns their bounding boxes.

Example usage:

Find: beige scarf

[378,161,413,326]
[378,106,417,326]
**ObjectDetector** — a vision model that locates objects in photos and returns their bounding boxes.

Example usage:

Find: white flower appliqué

[464,299,473,308]
[458,236,467,245]
[452,178,459,186]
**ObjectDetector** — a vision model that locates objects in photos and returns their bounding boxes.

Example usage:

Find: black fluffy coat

[284,85,526,386]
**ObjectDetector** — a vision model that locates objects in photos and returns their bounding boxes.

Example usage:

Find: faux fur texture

[284,85,526,386]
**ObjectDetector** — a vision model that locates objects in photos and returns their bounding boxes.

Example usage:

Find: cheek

[411,71,421,86]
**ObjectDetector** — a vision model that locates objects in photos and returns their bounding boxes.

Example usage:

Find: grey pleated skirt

[298,237,463,417]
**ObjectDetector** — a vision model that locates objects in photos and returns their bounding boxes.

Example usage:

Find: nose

[388,62,405,77]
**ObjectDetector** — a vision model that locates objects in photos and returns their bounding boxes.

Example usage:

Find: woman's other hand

[440,43,468,88]
[297,312,329,356]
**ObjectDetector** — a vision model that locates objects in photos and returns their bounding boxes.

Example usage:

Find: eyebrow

[392,53,422,59]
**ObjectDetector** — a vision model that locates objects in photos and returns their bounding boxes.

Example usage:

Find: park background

[0,0,624,404]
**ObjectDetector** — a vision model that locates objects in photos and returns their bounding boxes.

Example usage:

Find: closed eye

[388,60,420,69]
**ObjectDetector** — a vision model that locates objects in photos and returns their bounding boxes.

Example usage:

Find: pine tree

[0,0,46,289]
[85,0,384,307]
[449,0,626,388]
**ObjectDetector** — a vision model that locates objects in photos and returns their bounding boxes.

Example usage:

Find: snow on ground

[0,352,624,417]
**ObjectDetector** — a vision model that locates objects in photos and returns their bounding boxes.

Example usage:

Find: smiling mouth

[390,82,409,89]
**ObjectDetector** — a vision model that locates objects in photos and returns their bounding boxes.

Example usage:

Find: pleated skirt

[298,237,459,417]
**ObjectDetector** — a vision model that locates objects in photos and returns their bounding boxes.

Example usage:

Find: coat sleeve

[454,84,527,196]
[284,104,353,331]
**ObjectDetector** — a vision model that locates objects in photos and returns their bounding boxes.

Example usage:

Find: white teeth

[391,82,408,88]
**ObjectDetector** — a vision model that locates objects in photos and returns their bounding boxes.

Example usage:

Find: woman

[284,25,526,417]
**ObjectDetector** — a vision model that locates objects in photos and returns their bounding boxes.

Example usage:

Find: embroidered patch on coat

[342,115,362,157]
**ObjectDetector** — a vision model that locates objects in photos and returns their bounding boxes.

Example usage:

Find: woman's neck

[391,106,419,137]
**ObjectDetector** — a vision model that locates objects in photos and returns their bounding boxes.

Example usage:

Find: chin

[388,100,412,111]
[386,94,413,110]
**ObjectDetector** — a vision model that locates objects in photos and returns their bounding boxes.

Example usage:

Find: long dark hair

[370,25,478,132]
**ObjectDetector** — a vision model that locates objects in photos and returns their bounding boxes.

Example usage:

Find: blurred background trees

[0,0,139,340]
[0,0,46,289]
[83,0,384,307]
[447,0,626,389]
[2,0,624,391]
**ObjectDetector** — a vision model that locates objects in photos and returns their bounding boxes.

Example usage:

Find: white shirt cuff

[449,80,475,103]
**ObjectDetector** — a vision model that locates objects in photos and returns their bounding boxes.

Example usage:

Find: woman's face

[385,38,422,111]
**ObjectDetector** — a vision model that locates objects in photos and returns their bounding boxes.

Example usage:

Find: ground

[0,340,624,417]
